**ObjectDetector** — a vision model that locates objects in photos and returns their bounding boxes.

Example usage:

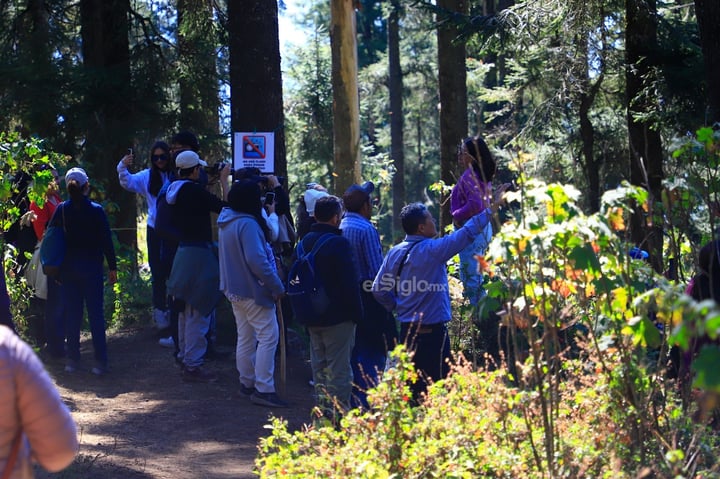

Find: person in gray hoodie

[218,180,287,408]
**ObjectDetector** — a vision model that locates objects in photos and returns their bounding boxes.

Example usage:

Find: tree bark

[694,0,720,123]
[388,0,405,240]
[18,0,56,139]
[330,0,361,194]
[626,0,664,273]
[80,0,136,249]
[177,0,221,162]
[437,0,468,234]
[227,0,287,179]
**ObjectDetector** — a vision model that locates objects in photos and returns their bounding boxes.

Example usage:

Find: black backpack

[287,233,334,324]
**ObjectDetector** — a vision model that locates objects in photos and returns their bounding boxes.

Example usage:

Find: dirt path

[36,326,315,479]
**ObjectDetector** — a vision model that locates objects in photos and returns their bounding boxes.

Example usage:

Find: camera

[206,162,234,175]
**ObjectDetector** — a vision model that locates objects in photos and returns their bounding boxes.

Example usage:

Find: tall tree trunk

[18,0,56,139]
[578,27,604,214]
[437,0,468,234]
[80,0,136,249]
[388,0,405,240]
[694,0,720,123]
[177,0,221,162]
[227,0,286,179]
[330,0,361,194]
[626,0,664,273]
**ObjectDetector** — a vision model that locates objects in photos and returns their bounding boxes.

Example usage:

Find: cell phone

[127,148,133,155]
[264,192,276,205]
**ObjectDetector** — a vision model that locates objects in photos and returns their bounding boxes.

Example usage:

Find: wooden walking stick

[276,299,287,396]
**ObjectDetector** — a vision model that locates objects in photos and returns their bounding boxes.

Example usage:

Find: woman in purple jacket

[450,136,497,306]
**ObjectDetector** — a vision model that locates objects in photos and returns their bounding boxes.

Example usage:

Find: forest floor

[34,319,316,479]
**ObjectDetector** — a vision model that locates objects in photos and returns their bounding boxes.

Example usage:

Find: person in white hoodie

[117,141,175,330]
[218,180,287,408]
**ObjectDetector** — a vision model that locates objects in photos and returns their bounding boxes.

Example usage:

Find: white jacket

[116,160,171,228]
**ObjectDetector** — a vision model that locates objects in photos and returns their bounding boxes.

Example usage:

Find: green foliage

[257,148,720,477]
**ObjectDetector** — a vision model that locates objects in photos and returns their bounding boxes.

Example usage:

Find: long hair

[227,180,271,241]
[463,136,496,184]
[67,180,86,202]
[148,141,172,197]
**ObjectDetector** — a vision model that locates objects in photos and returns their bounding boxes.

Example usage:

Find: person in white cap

[296,185,329,240]
[165,150,230,383]
[48,167,117,375]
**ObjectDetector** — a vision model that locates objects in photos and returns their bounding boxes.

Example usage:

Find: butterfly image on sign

[243,135,266,159]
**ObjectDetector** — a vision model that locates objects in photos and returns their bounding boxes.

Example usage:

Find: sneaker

[158,337,175,348]
[153,308,170,330]
[64,360,80,373]
[182,366,218,383]
[250,391,288,408]
[91,364,110,375]
[239,383,256,397]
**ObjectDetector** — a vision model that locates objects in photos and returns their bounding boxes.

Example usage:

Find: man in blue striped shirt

[340,181,398,409]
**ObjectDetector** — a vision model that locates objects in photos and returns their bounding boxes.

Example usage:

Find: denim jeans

[45,278,66,357]
[400,321,451,398]
[457,221,492,306]
[231,298,278,394]
[350,346,387,409]
[178,303,211,369]
[308,321,356,417]
[64,274,107,365]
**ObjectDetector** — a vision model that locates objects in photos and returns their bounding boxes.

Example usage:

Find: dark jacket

[49,198,117,280]
[300,223,363,327]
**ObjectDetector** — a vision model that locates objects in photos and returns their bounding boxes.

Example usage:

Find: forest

[3,0,720,477]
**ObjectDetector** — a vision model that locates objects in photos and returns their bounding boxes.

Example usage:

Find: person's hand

[490,183,512,213]
[108,270,118,285]
[272,291,286,302]
[122,153,134,167]
[219,163,231,182]
[266,175,280,189]
[265,199,276,215]
[20,210,37,227]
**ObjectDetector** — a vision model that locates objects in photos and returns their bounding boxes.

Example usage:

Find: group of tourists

[7,131,508,419]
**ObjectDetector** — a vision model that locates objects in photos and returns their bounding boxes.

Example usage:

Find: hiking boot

[182,366,218,383]
[239,383,256,397]
[158,336,175,348]
[250,391,288,408]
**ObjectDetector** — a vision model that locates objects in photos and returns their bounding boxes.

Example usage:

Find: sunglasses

[152,154,170,162]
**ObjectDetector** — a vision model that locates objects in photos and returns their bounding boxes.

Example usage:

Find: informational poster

[233,132,275,173]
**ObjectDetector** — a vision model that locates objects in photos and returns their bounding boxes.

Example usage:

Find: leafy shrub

[257,149,720,477]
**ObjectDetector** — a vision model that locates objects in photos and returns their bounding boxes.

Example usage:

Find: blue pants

[45,278,66,357]
[351,345,387,409]
[457,222,492,305]
[64,274,107,366]
[400,322,450,399]
[147,226,167,311]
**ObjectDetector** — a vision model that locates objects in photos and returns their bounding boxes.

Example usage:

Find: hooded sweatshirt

[217,208,284,308]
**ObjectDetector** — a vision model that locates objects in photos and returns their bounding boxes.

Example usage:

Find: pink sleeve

[12,332,78,471]
[685,278,695,296]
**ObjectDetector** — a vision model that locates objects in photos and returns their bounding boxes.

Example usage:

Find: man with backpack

[288,195,363,421]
